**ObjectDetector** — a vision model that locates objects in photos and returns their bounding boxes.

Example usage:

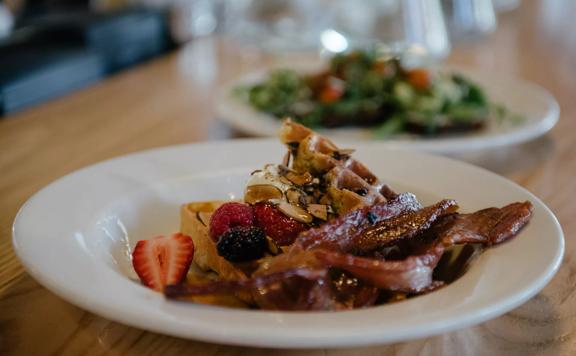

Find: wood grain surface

[1,1,576,354]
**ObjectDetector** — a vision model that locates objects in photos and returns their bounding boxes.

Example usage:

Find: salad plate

[216,67,559,153]
[12,139,563,348]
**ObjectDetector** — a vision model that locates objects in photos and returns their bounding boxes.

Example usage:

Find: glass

[223,0,450,65]
[327,0,451,61]
[223,0,333,52]
[493,0,520,12]
[442,0,497,42]
[170,0,219,43]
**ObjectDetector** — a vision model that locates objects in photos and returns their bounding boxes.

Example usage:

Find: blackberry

[216,226,267,262]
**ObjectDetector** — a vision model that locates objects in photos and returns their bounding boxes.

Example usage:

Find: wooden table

[1,1,575,354]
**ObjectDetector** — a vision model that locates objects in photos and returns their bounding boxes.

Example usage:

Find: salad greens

[236,50,519,137]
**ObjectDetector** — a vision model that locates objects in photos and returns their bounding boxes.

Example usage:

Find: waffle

[279,119,397,214]
[180,201,254,305]
[179,120,397,294]
[180,201,248,281]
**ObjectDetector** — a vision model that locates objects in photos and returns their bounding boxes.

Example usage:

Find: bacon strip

[314,244,446,293]
[330,272,380,308]
[432,201,534,246]
[165,268,327,297]
[165,268,339,310]
[166,201,534,310]
[295,192,423,251]
[353,199,458,254]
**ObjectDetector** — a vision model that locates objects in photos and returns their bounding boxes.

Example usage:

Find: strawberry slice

[132,233,194,292]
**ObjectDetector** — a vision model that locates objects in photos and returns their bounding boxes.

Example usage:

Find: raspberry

[253,203,307,246]
[209,202,255,242]
[216,226,267,262]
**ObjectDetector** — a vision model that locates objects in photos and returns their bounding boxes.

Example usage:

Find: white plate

[12,140,564,348]
[216,67,559,152]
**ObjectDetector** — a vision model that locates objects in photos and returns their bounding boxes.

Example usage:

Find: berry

[209,202,255,242]
[216,226,267,262]
[253,203,307,246]
[132,233,194,292]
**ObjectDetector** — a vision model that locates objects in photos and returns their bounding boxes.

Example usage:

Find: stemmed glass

[327,0,451,61]
[223,0,451,63]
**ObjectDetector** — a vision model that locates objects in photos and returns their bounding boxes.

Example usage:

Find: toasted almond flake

[286,188,306,206]
[266,236,280,255]
[307,204,328,220]
[284,171,313,186]
[276,201,313,223]
[244,184,284,204]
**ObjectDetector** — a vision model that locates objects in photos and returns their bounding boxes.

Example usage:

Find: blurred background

[0,0,528,116]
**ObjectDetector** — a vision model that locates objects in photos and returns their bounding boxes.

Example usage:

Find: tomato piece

[406,69,431,91]
[319,78,344,103]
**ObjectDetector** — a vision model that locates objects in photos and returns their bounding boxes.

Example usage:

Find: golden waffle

[180,201,248,281]
[180,201,254,304]
[279,119,396,214]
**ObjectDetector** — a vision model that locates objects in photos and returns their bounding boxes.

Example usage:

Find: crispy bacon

[295,192,423,251]
[165,268,326,297]
[166,268,338,310]
[353,199,458,255]
[314,244,446,293]
[253,270,338,311]
[431,201,534,246]
[165,201,534,310]
[308,201,534,293]
[330,272,380,308]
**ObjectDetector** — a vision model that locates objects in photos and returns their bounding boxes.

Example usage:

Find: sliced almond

[266,236,281,255]
[276,201,313,223]
[307,204,328,220]
[244,184,283,205]
[285,188,306,206]
[284,171,313,186]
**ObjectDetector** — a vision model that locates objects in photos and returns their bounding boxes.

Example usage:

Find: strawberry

[253,203,307,246]
[131,233,194,292]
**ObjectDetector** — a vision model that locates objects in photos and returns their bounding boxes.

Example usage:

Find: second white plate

[217,67,559,152]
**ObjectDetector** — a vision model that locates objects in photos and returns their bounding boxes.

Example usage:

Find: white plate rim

[12,140,565,348]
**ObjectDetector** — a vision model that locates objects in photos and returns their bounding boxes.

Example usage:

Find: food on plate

[131,120,533,310]
[234,50,521,137]
[131,233,195,292]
